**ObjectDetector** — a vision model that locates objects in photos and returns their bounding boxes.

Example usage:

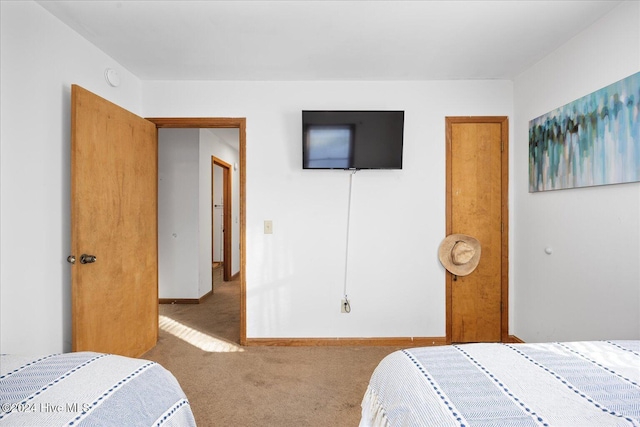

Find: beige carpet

[143,276,400,426]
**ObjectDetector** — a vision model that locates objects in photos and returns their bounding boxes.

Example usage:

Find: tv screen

[302,110,404,169]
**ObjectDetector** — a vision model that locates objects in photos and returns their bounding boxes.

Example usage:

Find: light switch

[264,220,273,234]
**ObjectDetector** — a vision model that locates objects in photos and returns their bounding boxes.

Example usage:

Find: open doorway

[212,156,232,283]
[150,117,246,346]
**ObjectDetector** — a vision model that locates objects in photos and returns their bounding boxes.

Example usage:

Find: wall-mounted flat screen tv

[302,110,404,170]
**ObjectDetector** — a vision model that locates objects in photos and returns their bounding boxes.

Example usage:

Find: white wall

[158,129,200,299]
[0,1,143,354]
[143,80,514,339]
[158,128,239,300]
[512,1,640,342]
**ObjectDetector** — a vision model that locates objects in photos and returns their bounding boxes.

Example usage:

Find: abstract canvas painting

[529,71,640,192]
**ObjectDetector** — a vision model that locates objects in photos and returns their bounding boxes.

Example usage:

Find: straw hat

[438,234,481,276]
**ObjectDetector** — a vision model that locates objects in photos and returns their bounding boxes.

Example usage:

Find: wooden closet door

[446,117,508,343]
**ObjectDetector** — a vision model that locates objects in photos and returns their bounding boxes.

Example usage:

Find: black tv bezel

[302,110,404,170]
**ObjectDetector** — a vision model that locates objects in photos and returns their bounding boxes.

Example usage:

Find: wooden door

[71,85,158,357]
[445,117,508,343]
[212,157,232,281]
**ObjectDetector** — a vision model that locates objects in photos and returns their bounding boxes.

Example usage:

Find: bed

[360,340,639,427]
[0,352,196,426]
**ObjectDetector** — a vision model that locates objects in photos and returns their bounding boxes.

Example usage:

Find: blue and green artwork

[529,71,640,192]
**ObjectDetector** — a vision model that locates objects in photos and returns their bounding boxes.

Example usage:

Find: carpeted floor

[143,275,400,426]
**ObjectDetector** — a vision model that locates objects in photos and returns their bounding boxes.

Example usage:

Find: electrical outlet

[264,220,273,234]
[341,299,349,313]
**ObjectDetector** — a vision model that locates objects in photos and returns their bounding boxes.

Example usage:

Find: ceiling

[37,1,622,81]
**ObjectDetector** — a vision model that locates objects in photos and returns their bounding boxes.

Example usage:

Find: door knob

[80,254,97,264]
[67,255,76,264]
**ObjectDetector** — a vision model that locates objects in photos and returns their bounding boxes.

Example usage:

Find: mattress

[0,352,197,426]
[360,340,640,427]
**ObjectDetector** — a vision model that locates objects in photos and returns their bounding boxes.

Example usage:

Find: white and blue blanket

[0,352,196,426]
[361,341,640,427]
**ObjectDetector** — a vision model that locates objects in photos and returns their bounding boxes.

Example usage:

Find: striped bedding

[0,352,196,427]
[360,341,640,427]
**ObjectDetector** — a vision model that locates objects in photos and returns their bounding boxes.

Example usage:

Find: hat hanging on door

[438,234,481,276]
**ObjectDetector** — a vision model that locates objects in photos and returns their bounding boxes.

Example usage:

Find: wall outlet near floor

[341,299,350,313]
